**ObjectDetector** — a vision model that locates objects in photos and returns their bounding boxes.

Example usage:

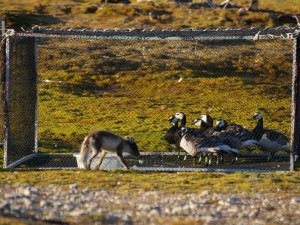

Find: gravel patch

[0,184,300,224]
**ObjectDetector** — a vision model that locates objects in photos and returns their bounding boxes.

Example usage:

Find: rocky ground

[1,184,300,225]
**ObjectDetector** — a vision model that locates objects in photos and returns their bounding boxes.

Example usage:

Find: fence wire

[2,27,299,171]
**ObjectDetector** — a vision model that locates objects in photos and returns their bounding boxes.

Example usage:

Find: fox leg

[116,153,129,170]
[86,145,99,170]
[94,150,107,170]
[116,142,129,170]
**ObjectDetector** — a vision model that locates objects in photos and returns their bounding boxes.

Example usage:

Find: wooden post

[291,34,300,171]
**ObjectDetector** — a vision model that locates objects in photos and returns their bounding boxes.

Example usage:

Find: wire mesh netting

[2,27,299,171]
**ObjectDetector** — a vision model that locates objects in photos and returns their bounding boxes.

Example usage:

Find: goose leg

[198,154,202,163]
[183,152,187,161]
[232,153,239,163]
[231,154,236,164]
[216,154,220,164]
[267,152,275,161]
[177,148,181,160]
[220,154,224,163]
[193,156,197,166]
[205,155,209,166]
[208,154,212,166]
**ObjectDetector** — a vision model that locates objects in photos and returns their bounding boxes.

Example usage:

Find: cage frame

[2,26,300,171]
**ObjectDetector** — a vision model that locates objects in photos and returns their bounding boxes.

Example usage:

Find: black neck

[180,115,186,127]
[200,121,211,131]
[172,121,179,128]
[252,118,264,140]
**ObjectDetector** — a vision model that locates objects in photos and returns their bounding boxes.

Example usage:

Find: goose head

[253,112,262,120]
[175,112,185,120]
[216,119,227,130]
[175,112,186,127]
[191,118,204,127]
[200,114,213,127]
[168,115,178,126]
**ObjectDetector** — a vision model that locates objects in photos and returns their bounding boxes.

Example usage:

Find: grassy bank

[1,169,300,194]
[0,0,299,30]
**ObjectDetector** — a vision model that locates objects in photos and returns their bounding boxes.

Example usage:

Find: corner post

[291,32,300,171]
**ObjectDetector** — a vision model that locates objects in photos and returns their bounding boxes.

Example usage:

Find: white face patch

[194,119,202,127]
[216,119,225,128]
[201,114,208,123]
[175,112,184,120]
[253,112,262,120]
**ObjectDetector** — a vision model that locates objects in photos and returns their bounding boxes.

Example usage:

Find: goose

[165,115,183,159]
[192,117,240,163]
[215,119,258,149]
[174,112,203,160]
[165,115,180,147]
[180,127,239,166]
[252,112,289,161]
[191,114,218,136]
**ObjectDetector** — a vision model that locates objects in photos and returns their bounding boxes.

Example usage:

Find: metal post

[291,33,300,171]
[1,20,8,168]
[0,19,4,38]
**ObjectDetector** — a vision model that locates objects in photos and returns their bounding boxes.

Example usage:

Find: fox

[79,130,140,170]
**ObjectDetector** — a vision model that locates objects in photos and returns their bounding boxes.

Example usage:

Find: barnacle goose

[180,127,239,166]
[165,115,180,147]
[215,119,258,149]
[192,117,240,163]
[174,112,204,160]
[191,115,217,136]
[252,112,289,161]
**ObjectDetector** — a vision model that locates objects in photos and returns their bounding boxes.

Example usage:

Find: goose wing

[165,126,179,144]
[262,129,289,145]
[180,134,198,157]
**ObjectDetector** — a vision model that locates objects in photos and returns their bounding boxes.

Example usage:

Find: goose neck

[252,118,264,140]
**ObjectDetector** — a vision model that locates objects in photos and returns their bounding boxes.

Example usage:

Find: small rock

[106,214,118,223]
[172,205,190,215]
[69,184,78,190]
[164,207,171,214]
[200,190,210,196]
[189,203,199,210]
[291,197,300,204]
[23,198,33,207]
[62,204,75,211]
[0,201,10,211]
[40,200,48,207]
[249,209,259,218]
[46,211,62,221]
[21,187,32,196]
[148,207,161,216]
[69,209,85,217]
[229,197,242,204]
